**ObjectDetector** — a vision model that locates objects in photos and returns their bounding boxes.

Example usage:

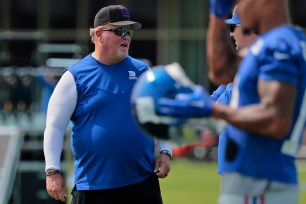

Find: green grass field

[160,159,306,204]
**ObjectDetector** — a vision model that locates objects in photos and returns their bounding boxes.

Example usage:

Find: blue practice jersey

[210,84,233,174]
[221,25,306,184]
[68,55,155,190]
[210,84,227,101]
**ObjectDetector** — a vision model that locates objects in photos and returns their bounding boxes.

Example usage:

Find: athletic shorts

[71,174,163,204]
[219,173,299,204]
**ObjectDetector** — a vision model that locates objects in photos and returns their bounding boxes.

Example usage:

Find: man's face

[230,26,257,51]
[97,25,132,62]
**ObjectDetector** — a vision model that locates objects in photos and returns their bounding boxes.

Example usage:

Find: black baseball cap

[94,5,142,30]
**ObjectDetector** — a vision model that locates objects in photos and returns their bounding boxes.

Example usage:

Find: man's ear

[96,29,102,41]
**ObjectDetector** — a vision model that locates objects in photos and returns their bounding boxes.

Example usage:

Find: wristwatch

[45,168,61,176]
[160,150,172,160]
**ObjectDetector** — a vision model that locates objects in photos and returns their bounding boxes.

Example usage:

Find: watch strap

[46,169,61,176]
[160,150,172,160]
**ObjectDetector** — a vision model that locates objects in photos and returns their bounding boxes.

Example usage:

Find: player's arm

[207,15,240,85]
[207,0,241,85]
[212,80,296,140]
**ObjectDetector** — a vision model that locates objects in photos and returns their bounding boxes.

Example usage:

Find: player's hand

[154,153,171,178]
[209,0,235,18]
[46,174,67,202]
[157,85,213,118]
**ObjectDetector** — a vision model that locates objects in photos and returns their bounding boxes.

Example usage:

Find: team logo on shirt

[273,51,290,60]
[128,71,137,80]
[250,39,263,56]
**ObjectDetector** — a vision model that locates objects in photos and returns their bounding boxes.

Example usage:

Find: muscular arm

[212,80,296,139]
[207,15,241,85]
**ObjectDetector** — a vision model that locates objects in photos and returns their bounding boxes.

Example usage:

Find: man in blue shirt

[211,4,257,175]
[158,0,306,203]
[44,5,171,204]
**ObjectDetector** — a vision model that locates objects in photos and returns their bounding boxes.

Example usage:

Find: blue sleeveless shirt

[210,83,233,175]
[68,54,155,190]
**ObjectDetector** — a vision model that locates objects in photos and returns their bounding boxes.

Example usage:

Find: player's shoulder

[266,26,304,49]
[251,26,304,58]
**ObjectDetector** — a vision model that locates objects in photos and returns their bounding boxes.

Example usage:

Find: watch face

[160,150,172,159]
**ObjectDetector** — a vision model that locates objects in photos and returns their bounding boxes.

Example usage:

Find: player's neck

[259,3,289,34]
[260,13,289,34]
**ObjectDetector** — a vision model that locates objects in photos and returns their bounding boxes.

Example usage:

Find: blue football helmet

[131,62,225,142]
[131,62,195,140]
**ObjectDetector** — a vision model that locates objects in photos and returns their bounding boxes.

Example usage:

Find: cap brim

[109,21,142,30]
[225,19,239,25]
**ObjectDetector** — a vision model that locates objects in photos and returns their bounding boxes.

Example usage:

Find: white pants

[218,173,299,204]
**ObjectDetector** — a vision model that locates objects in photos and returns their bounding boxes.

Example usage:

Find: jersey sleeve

[257,31,301,85]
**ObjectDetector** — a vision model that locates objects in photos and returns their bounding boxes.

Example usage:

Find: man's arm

[212,80,296,139]
[44,71,77,171]
[43,71,77,202]
[207,14,241,85]
[154,140,172,178]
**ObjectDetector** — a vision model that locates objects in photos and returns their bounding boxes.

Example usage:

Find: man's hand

[154,153,171,178]
[158,85,213,118]
[209,0,235,18]
[46,174,67,202]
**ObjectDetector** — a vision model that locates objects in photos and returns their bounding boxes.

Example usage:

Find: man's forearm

[212,102,290,140]
[207,15,239,85]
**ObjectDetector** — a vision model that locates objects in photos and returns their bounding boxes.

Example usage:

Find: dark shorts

[71,174,163,204]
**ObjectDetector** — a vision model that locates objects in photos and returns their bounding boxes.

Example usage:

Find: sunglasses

[101,28,133,37]
[228,24,240,33]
